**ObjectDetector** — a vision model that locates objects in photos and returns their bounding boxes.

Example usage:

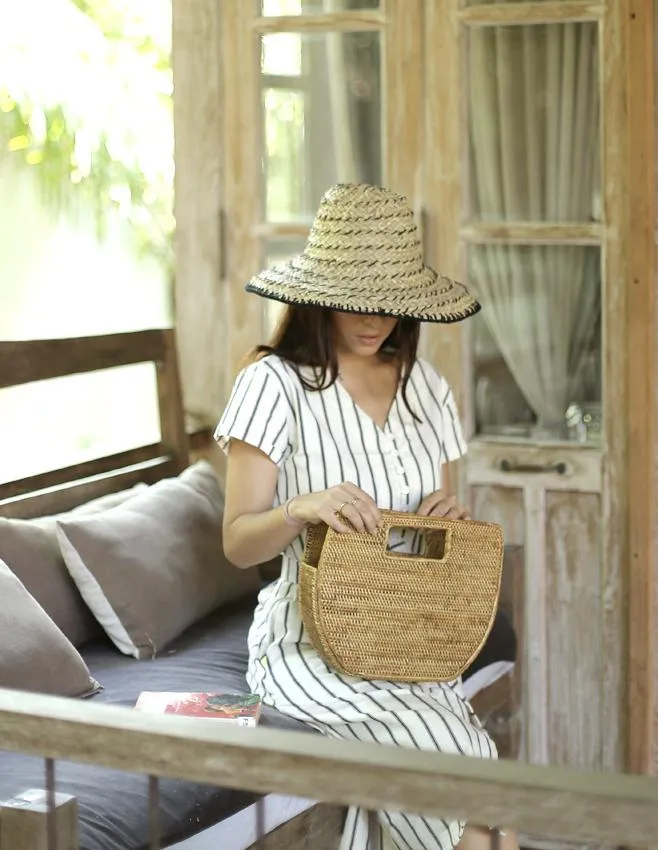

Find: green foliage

[0,0,173,270]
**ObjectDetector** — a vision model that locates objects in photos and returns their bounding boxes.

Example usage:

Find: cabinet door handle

[499,459,567,475]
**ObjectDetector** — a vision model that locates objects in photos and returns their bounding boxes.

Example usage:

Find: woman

[215,184,517,850]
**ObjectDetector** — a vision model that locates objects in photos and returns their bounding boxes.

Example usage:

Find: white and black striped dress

[215,354,496,850]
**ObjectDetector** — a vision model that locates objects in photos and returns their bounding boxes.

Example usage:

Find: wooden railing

[1,687,657,849]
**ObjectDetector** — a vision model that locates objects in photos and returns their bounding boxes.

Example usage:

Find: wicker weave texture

[246,184,480,324]
[299,510,503,683]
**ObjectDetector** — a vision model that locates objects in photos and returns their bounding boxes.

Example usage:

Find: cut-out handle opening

[385,526,449,561]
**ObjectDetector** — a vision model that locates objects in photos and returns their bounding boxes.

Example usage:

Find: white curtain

[469,23,600,429]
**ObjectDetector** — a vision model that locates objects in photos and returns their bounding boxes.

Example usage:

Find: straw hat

[246,183,480,323]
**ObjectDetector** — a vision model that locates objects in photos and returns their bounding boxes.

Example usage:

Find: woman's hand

[417,490,471,520]
[289,482,381,534]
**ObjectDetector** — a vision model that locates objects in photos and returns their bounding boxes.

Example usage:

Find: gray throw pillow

[56,461,261,659]
[0,484,147,647]
[0,560,100,697]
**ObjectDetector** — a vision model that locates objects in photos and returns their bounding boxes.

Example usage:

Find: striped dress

[215,353,496,850]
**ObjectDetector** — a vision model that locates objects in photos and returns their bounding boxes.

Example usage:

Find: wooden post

[0,790,78,850]
[625,0,656,776]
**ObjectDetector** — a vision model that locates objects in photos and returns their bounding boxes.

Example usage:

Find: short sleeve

[214,360,293,467]
[440,380,468,462]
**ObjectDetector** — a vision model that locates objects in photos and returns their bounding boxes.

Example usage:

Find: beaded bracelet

[282,497,306,529]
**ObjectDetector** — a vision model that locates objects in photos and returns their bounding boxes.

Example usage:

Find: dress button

[400,485,410,495]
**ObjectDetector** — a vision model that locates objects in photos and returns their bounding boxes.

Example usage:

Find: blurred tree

[0,0,173,269]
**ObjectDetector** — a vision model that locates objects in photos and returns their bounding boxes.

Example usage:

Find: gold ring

[337,501,347,516]
[350,497,359,505]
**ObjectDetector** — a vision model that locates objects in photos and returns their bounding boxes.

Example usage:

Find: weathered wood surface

[0,689,657,846]
[0,458,179,520]
[457,1,604,25]
[0,330,170,389]
[600,0,629,778]
[0,789,78,850]
[545,492,601,770]
[246,803,345,850]
[172,0,226,428]
[625,0,656,777]
[254,11,385,33]
[460,222,603,246]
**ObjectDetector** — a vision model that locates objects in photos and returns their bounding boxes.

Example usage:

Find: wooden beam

[460,222,603,245]
[0,330,169,389]
[0,444,164,500]
[383,0,424,202]
[254,223,312,239]
[223,1,263,384]
[626,0,656,777]
[457,2,604,26]
[599,0,629,778]
[1,689,658,846]
[155,328,189,471]
[172,0,226,428]
[253,11,386,33]
[0,459,179,520]
[422,0,468,434]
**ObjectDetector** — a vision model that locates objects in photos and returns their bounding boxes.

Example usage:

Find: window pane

[261,238,307,338]
[261,30,381,222]
[467,23,601,221]
[263,89,306,221]
[262,33,302,75]
[261,0,380,15]
[0,364,160,484]
[470,245,601,444]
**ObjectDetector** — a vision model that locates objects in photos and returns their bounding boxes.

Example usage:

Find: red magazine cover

[135,692,262,727]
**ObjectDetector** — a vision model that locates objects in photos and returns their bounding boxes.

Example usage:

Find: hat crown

[304,184,424,287]
[245,182,480,324]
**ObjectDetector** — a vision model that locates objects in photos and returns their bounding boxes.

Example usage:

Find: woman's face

[330,311,398,357]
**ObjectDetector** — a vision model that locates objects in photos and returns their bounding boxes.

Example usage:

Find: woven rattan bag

[299,509,504,682]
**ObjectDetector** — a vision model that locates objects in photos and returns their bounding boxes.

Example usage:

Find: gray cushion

[0,559,100,697]
[56,461,261,659]
[0,599,309,850]
[0,484,147,647]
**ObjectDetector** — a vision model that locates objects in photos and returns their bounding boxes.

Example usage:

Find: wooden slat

[545,492,602,769]
[0,459,178,520]
[253,11,386,33]
[422,0,467,435]
[156,329,189,471]
[457,2,604,26]
[254,222,312,238]
[1,690,658,846]
[0,330,169,389]
[460,222,603,245]
[172,0,227,428]
[223,1,264,384]
[599,0,629,778]
[383,0,423,202]
[0,444,163,501]
[626,0,656,776]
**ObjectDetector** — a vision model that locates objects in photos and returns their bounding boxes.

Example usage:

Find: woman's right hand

[288,483,381,534]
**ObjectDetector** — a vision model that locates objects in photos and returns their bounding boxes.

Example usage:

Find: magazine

[135,691,262,727]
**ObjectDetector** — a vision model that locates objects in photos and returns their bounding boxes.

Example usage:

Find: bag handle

[377,509,456,564]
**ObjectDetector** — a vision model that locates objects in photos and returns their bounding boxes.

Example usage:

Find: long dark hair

[250,304,421,419]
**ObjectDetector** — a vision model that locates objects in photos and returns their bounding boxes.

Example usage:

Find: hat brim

[246,258,481,324]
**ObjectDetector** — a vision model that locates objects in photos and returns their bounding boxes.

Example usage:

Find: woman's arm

[223,439,302,569]
[223,439,382,569]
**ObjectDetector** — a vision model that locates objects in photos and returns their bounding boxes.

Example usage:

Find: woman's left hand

[417,490,471,520]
